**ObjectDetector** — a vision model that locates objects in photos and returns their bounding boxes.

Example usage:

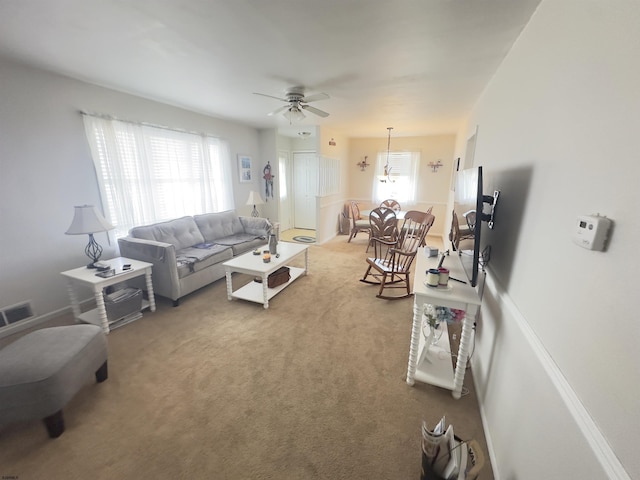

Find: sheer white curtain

[83,114,233,238]
[371,151,420,206]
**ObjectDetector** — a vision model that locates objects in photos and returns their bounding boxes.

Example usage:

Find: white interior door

[293,152,317,230]
[277,151,292,231]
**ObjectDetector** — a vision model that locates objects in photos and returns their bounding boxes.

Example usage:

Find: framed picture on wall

[238,154,252,183]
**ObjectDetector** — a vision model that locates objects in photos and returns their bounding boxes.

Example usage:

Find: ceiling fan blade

[253,92,288,102]
[267,105,290,116]
[301,92,329,103]
[301,104,330,118]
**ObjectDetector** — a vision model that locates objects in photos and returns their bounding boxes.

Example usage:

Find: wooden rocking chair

[361,211,435,299]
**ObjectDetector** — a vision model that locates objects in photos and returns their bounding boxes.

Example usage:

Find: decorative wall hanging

[428,160,443,172]
[356,156,370,171]
[263,161,275,200]
[238,154,252,183]
[329,138,336,146]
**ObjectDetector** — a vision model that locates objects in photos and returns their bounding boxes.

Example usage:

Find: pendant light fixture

[378,127,395,183]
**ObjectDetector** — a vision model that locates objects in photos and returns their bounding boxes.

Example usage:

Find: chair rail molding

[476,271,631,480]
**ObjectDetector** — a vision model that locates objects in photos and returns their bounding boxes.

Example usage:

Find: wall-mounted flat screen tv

[451,166,499,287]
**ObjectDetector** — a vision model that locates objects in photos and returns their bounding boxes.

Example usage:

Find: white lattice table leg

[225,268,233,300]
[451,305,477,399]
[303,249,308,275]
[262,273,269,309]
[145,269,156,312]
[65,280,82,321]
[406,300,423,386]
[93,286,110,334]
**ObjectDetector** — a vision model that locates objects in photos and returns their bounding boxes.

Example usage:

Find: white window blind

[372,151,420,205]
[83,114,233,238]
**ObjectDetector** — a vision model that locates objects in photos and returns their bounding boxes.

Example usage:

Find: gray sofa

[118,210,271,306]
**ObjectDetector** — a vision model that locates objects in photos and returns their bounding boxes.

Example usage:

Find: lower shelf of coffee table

[230,266,305,305]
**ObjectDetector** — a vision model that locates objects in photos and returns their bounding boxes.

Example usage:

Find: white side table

[61,257,156,334]
[406,251,482,399]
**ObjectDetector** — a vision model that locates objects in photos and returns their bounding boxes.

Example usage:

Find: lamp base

[87,262,111,271]
[251,205,260,217]
[84,233,106,269]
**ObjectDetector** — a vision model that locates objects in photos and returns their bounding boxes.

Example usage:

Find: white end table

[61,257,156,334]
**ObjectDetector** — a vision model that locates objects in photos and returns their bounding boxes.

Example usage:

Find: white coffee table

[223,242,309,309]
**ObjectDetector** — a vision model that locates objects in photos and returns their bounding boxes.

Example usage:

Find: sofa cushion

[175,244,233,278]
[214,233,261,247]
[239,216,272,237]
[194,211,244,242]
[129,216,205,251]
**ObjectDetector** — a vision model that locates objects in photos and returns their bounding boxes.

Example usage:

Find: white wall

[0,58,262,326]
[463,1,639,478]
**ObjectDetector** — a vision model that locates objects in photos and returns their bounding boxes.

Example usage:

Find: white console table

[406,251,481,399]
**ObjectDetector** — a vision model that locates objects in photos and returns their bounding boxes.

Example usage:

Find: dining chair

[380,198,401,212]
[347,201,372,243]
[361,211,435,299]
[367,207,398,252]
[449,210,475,251]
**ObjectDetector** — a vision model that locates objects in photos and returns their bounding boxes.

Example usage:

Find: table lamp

[246,191,264,217]
[65,205,114,268]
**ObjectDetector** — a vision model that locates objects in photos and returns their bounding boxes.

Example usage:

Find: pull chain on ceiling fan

[253,87,330,124]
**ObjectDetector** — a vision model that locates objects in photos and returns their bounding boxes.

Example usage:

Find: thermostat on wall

[573,215,612,251]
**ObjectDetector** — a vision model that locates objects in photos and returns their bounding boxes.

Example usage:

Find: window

[372,151,420,205]
[83,114,233,237]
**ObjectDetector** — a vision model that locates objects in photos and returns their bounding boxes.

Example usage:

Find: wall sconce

[356,156,370,171]
[328,138,336,146]
[428,160,443,172]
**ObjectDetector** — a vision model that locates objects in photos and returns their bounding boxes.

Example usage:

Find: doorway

[292,151,317,230]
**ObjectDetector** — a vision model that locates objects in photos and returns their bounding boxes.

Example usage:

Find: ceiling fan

[253,86,330,123]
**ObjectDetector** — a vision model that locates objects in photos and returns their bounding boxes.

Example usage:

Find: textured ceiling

[0,0,541,137]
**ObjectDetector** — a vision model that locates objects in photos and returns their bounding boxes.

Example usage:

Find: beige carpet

[0,234,493,479]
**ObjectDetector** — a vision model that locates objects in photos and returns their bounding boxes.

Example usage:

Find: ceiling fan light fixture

[283,106,305,124]
[255,88,329,122]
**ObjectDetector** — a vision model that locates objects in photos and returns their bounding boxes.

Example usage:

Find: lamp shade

[246,191,265,206]
[65,205,114,235]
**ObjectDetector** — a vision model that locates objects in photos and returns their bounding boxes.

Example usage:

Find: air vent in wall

[1,301,35,326]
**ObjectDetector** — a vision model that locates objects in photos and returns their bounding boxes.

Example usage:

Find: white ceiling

[0,0,541,137]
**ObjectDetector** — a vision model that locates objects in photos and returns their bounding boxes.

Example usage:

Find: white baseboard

[472,271,631,480]
[0,305,72,339]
